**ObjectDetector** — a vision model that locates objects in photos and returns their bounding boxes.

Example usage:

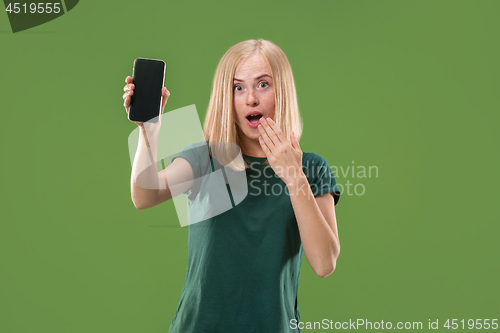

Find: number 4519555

[6,3,62,14]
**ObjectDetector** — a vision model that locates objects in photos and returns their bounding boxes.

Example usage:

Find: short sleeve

[170,141,212,197]
[303,153,341,205]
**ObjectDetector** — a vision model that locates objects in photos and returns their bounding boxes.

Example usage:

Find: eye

[234,85,243,92]
[258,82,269,89]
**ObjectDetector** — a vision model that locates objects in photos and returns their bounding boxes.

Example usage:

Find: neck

[238,132,266,158]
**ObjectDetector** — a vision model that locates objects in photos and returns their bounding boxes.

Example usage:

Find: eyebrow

[233,74,272,82]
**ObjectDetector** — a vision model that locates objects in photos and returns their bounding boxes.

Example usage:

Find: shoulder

[301,151,341,204]
[302,152,332,175]
[179,140,209,152]
[172,140,212,178]
[302,152,329,166]
[172,140,209,162]
[301,151,336,182]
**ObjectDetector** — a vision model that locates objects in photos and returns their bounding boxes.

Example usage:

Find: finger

[160,88,170,113]
[258,135,273,158]
[124,97,130,111]
[291,131,301,151]
[290,131,297,149]
[266,118,287,144]
[258,124,275,156]
[123,83,135,92]
[162,87,170,103]
[258,117,280,147]
[125,76,133,84]
[123,89,134,99]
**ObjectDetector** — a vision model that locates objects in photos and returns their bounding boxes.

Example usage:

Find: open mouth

[246,114,263,124]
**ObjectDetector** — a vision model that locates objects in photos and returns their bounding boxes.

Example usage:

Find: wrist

[285,172,308,190]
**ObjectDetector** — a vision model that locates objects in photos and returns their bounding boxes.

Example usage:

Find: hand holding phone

[123,58,169,126]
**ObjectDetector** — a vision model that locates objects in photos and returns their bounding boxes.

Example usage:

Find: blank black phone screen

[129,58,165,123]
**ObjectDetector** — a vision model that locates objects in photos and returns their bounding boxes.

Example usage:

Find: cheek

[264,92,276,109]
[233,95,245,117]
[237,92,249,104]
[233,95,242,110]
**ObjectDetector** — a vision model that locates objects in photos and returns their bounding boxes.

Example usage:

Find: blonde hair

[203,39,303,171]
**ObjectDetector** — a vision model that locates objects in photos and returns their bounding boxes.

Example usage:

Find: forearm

[131,125,164,209]
[287,175,340,277]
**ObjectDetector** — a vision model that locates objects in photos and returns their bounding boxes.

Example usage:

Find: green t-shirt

[168,141,341,333]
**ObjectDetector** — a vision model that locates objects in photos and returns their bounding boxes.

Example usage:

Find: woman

[123,39,341,333]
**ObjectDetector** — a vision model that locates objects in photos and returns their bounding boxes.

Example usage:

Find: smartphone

[129,58,166,123]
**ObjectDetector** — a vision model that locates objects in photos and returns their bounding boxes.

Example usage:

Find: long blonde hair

[203,39,303,170]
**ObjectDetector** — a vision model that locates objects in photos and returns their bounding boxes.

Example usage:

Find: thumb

[161,87,170,109]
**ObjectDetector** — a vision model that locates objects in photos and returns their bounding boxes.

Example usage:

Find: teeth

[247,114,262,124]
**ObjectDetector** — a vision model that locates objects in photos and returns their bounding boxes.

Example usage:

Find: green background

[1,1,499,332]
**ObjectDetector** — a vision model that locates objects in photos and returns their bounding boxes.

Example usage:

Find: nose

[246,88,259,106]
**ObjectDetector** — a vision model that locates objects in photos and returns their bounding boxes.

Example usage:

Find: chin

[242,132,259,140]
[237,125,257,138]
